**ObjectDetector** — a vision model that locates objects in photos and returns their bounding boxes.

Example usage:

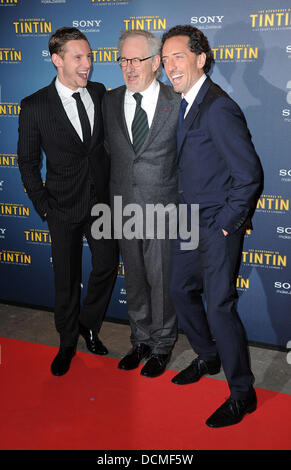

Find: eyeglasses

[117,56,154,67]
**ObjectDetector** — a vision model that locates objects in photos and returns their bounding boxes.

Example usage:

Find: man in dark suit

[17,27,118,376]
[161,25,262,427]
[103,30,180,377]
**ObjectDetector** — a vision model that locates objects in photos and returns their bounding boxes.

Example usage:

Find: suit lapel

[48,78,102,151]
[86,81,101,150]
[110,86,132,147]
[141,81,176,155]
[115,82,178,158]
[177,77,211,156]
[120,87,133,147]
[47,78,83,147]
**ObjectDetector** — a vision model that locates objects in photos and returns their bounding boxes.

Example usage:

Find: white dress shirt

[55,77,94,141]
[183,73,207,118]
[124,79,160,142]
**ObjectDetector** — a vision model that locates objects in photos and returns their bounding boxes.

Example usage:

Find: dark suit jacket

[17,78,109,222]
[178,76,262,234]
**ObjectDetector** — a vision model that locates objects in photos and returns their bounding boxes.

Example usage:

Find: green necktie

[131,92,149,153]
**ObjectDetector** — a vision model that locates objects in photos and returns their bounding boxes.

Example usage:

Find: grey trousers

[119,237,177,354]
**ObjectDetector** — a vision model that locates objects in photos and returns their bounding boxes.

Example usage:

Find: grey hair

[117,29,162,78]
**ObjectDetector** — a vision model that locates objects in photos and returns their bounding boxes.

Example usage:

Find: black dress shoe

[140,353,171,378]
[172,356,221,385]
[206,390,257,428]
[118,344,151,370]
[79,324,108,355]
[51,346,76,376]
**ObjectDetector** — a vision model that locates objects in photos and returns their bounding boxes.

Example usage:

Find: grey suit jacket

[103,80,180,207]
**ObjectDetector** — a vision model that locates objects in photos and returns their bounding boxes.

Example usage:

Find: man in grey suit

[103,30,180,377]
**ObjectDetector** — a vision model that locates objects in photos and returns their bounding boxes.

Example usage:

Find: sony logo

[279,169,291,176]
[191,15,224,24]
[277,226,291,234]
[72,20,102,28]
[274,281,291,290]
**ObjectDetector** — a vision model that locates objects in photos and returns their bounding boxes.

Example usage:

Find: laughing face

[52,39,91,90]
[120,35,160,92]
[161,35,206,95]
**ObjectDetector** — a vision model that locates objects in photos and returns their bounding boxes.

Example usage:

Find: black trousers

[170,224,254,400]
[47,209,118,347]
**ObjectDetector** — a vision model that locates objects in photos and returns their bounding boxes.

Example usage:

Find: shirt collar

[182,73,207,107]
[125,78,159,101]
[55,77,86,98]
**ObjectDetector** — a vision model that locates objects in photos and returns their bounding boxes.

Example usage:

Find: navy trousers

[170,223,254,400]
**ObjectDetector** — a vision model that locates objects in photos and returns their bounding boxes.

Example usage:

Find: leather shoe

[140,353,171,378]
[51,346,76,376]
[118,344,151,370]
[172,356,221,385]
[206,390,257,428]
[79,324,108,355]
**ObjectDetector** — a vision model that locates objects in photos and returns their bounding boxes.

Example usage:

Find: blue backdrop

[0,0,290,348]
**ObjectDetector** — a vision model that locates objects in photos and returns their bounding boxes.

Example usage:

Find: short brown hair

[49,27,89,57]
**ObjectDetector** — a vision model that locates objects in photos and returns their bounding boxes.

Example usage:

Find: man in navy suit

[161,25,262,428]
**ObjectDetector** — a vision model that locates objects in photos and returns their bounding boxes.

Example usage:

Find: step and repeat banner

[0,0,290,348]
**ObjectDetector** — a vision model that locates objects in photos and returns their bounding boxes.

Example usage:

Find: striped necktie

[131,92,149,154]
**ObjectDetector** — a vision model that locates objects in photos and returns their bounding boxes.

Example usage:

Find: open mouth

[171,73,184,86]
[126,73,139,83]
[77,71,89,81]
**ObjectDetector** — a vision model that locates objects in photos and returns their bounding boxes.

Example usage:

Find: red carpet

[0,336,290,450]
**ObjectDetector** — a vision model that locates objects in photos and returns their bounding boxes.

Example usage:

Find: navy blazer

[177,77,262,234]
